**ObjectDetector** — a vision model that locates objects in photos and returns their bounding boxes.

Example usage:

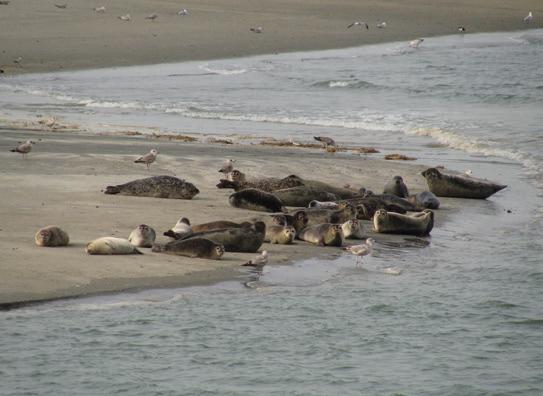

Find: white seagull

[145,13,158,21]
[118,14,131,22]
[10,140,35,158]
[377,22,387,29]
[250,26,263,33]
[347,21,369,30]
[242,250,268,270]
[344,238,374,264]
[13,56,22,66]
[218,158,235,174]
[458,26,466,32]
[93,6,106,13]
[523,11,533,23]
[134,149,158,170]
[409,38,424,48]
[178,9,188,16]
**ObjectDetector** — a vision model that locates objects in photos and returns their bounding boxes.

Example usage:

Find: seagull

[10,140,35,158]
[177,9,188,16]
[93,6,106,13]
[376,22,387,29]
[134,149,158,170]
[242,250,268,271]
[409,38,424,48]
[218,159,235,174]
[523,11,533,23]
[13,56,22,66]
[118,14,131,22]
[54,3,67,9]
[250,26,263,33]
[344,238,374,264]
[314,136,336,147]
[145,13,158,21]
[347,21,369,29]
[458,26,466,32]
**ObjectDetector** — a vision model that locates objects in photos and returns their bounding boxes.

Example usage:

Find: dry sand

[0,129,436,305]
[0,0,540,74]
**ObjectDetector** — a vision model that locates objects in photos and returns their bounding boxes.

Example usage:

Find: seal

[273,187,338,207]
[265,225,296,244]
[35,226,69,247]
[152,238,224,259]
[217,174,303,192]
[163,217,193,239]
[299,178,359,199]
[383,175,409,198]
[421,168,506,199]
[341,219,365,239]
[226,169,247,182]
[308,200,340,209]
[192,220,246,233]
[408,191,440,209]
[104,175,199,199]
[343,194,420,220]
[373,209,434,236]
[183,221,266,252]
[298,224,344,247]
[229,189,284,213]
[86,237,143,255]
[301,202,358,227]
[128,224,156,247]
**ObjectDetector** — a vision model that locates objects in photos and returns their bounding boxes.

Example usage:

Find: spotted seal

[408,191,440,209]
[229,189,284,213]
[383,175,409,198]
[273,187,338,207]
[421,168,506,199]
[341,219,365,239]
[308,200,340,209]
[192,220,247,233]
[152,238,224,259]
[35,226,69,247]
[265,225,296,244]
[163,217,193,239]
[373,209,434,236]
[301,202,358,227]
[128,224,156,247]
[183,222,266,253]
[298,224,344,247]
[86,237,142,255]
[104,175,199,199]
[217,174,304,192]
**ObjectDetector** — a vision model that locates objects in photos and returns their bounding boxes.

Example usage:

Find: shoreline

[0,0,540,75]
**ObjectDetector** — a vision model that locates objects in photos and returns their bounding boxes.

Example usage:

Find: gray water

[1,30,542,395]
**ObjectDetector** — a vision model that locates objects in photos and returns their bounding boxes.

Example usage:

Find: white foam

[198,63,247,75]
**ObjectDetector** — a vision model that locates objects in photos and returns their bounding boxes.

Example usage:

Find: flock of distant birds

[0,1,535,69]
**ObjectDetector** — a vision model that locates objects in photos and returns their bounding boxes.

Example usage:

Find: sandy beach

[0,0,540,74]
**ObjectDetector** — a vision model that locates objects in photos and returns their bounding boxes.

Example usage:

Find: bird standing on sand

[242,250,268,271]
[409,38,424,48]
[13,56,22,66]
[10,140,35,158]
[135,149,158,170]
[178,9,188,16]
[523,11,533,23]
[250,26,263,33]
[347,21,369,29]
[218,159,235,174]
[93,6,106,13]
[145,13,158,21]
[458,26,466,32]
[377,22,387,29]
[54,3,67,9]
[314,136,336,148]
[118,14,131,22]
[344,238,374,264]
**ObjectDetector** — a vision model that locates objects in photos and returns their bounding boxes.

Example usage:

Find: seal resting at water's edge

[35,226,69,247]
[341,219,365,239]
[265,225,296,244]
[373,209,434,236]
[182,222,266,253]
[298,223,344,247]
[152,238,225,259]
[86,237,142,255]
[104,175,199,199]
[421,168,506,199]
[128,224,156,247]
[408,191,440,209]
[229,189,284,213]
[383,175,409,198]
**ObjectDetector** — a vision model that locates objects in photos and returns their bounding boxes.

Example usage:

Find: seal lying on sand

[300,203,358,227]
[152,238,224,259]
[217,174,303,192]
[163,217,193,239]
[192,220,247,233]
[273,187,338,207]
[298,224,344,247]
[373,209,434,236]
[341,219,365,239]
[408,191,440,209]
[252,211,307,236]
[344,194,420,220]
[309,200,340,209]
[383,175,409,198]
[35,226,69,247]
[182,222,266,253]
[128,224,156,247]
[104,176,199,199]
[229,189,284,212]
[86,237,142,255]
[265,225,296,244]
[421,168,506,199]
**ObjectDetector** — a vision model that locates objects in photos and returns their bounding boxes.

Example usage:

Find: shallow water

[1,30,542,395]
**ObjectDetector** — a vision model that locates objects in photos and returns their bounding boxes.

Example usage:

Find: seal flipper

[104,186,120,194]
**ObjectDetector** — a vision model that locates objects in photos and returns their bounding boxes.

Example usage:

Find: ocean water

[1,30,542,395]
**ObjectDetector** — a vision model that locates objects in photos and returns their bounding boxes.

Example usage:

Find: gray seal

[35,226,69,247]
[104,175,199,199]
[298,224,344,247]
[383,175,409,198]
[152,238,224,259]
[408,191,440,209]
[229,189,284,213]
[86,237,142,255]
[273,187,338,207]
[373,209,434,236]
[265,225,296,244]
[183,222,266,253]
[128,224,156,247]
[421,168,506,199]
[217,174,304,192]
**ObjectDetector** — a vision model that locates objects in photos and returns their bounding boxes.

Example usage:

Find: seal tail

[151,244,164,253]
[104,186,120,194]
